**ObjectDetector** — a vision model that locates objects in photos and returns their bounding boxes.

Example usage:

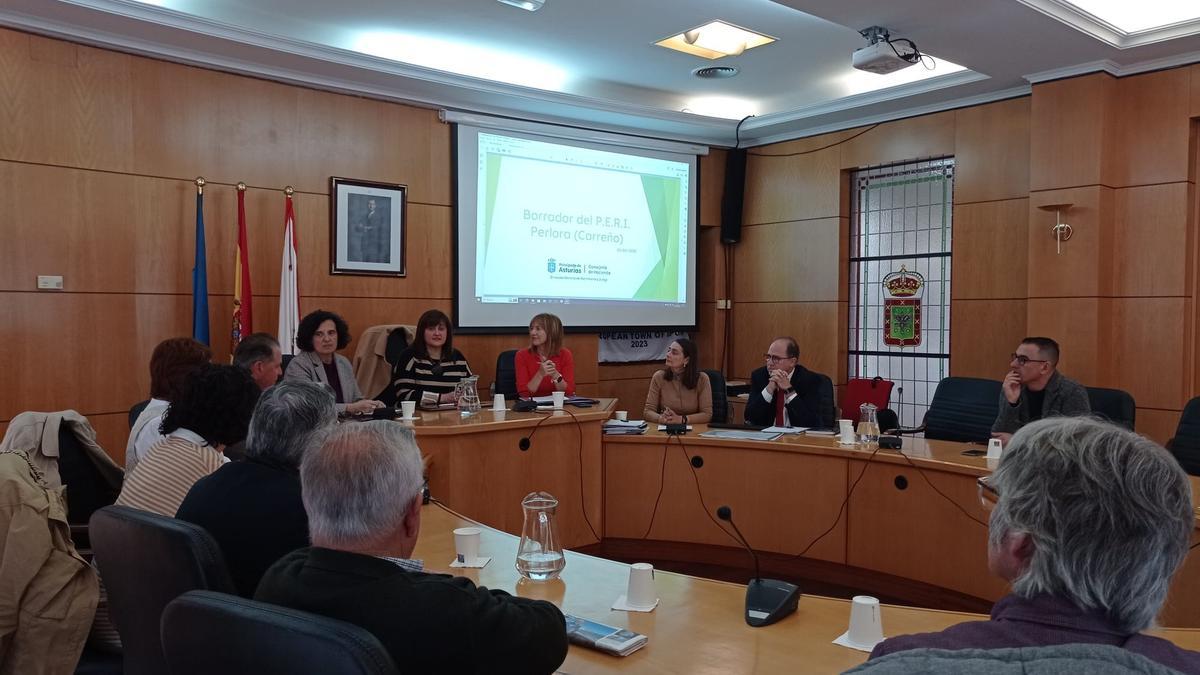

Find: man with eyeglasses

[990,337,1089,445]
[744,336,824,428]
[864,417,1200,673]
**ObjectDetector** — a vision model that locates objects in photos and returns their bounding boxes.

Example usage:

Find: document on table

[761,425,808,434]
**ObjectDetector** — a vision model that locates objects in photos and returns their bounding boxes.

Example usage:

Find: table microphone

[717,505,800,627]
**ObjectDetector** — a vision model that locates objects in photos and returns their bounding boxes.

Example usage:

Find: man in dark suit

[255,420,568,675]
[745,336,825,428]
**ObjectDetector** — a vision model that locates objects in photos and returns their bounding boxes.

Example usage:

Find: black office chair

[1086,386,1136,431]
[90,505,235,675]
[162,590,399,675]
[815,372,837,429]
[897,376,1002,444]
[281,354,295,382]
[493,349,519,399]
[703,369,728,424]
[127,399,150,429]
[1169,396,1200,476]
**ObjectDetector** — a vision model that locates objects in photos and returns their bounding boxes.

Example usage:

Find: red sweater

[515,348,575,398]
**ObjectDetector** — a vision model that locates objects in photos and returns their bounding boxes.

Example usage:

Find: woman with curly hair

[284,309,383,415]
[115,363,260,517]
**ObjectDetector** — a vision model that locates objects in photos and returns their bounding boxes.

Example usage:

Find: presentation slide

[455,124,699,331]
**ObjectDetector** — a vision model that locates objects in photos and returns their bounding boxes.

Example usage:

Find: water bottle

[516,491,565,581]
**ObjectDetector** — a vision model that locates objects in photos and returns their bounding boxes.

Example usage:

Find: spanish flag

[231,183,252,351]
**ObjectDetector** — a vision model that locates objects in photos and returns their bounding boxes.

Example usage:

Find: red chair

[840,377,894,425]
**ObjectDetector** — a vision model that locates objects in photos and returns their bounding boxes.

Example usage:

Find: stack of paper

[603,419,648,435]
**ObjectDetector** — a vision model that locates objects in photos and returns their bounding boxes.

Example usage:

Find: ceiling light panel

[354,31,568,91]
[1017,0,1200,47]
[657,20,775,60]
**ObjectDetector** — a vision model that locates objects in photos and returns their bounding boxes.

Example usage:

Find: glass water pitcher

[857,403,880,447]
[457,375,481,416]
[516,491,565,581]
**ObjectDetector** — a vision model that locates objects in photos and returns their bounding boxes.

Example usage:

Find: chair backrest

[56,425,122,527]
[815,372,837,428]
[162,590,399,675]
[1086,386,1136,430]
[1170,396,1200,475]
[384,327,410,366]
[281,354,295,382]
[924,377,1003,443]
[703,369,728,424]
[840,377,895,425]
[494,349,519,398]
[89,505,235,675]
[128,399,150,430]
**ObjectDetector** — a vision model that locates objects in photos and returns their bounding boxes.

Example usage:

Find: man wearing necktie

[744,336,825,428]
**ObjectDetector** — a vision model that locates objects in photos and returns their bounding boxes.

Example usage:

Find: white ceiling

[4,0,1200,147]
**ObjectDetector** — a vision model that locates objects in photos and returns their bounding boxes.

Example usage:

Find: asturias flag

[192,185,210,345]
[277,191,300,355]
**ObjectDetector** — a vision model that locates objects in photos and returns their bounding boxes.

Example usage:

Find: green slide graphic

[633,175,682,301]
[481,154,504,267]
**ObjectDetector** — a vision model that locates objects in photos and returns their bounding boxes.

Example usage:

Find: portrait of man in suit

[348,194,391,263]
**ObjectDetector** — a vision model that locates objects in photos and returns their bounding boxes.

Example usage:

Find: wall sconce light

[1037,203,1073,254]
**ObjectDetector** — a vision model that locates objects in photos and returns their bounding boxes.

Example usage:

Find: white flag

[278,193,300,355]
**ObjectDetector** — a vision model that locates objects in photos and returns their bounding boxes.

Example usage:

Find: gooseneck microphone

[717,505,801,628]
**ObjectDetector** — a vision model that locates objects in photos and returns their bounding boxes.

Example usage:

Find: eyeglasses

[977,475,999,512]
[1010,353,1048,366]
[763,353,795,364]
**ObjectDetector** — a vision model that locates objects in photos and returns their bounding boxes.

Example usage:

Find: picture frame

[330,177,407,276]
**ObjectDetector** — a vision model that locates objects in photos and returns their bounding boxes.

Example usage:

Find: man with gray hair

[867,417,1200,672]
[177,380,336,597]
[255,421,568,674]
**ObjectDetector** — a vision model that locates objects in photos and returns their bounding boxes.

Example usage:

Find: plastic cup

[626,562,656,609]
[847,595,884,648]
[401,400,416,419]
[615,411,628,422]
[552,391,565,409]
[453,527,481,565]
[492,394,506,411]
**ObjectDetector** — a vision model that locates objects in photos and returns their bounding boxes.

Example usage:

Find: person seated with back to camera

[862,417,1200,674]
[255,421,569,674]
[643,337,712,426]
[176,380,337,598]
[387,309,472,408]
[126,337,212,474]
[515,312,575,398]
[283,309,384,416]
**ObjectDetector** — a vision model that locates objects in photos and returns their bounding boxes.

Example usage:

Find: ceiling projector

[852,26,919,75]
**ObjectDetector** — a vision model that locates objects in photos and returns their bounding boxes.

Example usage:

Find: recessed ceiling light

[497,0,544,11]
[657,20,775,60]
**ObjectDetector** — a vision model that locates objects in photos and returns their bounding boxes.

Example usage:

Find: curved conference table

[405,399,1200,634]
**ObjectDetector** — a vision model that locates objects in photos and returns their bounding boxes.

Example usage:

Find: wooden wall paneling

[295,88,451,206]
[949,299,1027,379]
[89,412,132,466]
[952,199,1029,299]
[596,377,656,418]
[1110,68,1193,187]
[1026,298,1105,388]
[1138,407,1183,446]
[729,302,840,381]
[699,149,726,227]
[1191,64,1200,118]
[1112,183,1190,297]
[953,97,1031,204]
[603,442,849,563]
[742,145,841,225]
[130,57,224,181]
[1028,187,1114,297]
[1029,73,1116,191]
[213,74,301,191]
[696,226,725,303]
[733,218,841,302]
[1110,298,1187,411]
[453,334,531,397]
[838,111,957,174]
[846,460,1008,601]
[0,30,134,171]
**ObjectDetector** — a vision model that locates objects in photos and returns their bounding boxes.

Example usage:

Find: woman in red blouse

[515,313,575,398]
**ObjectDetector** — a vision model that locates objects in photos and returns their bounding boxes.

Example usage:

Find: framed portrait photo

[330,177,407,276]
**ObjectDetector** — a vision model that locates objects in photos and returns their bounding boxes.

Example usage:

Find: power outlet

[716,299,732,310]
[37,275,64,290]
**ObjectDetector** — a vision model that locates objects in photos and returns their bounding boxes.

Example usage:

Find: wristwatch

[555,375,564,384]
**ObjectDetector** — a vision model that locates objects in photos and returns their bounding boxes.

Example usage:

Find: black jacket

[745,365,826,428]
[255,547,568,675]
[176,458,309,597]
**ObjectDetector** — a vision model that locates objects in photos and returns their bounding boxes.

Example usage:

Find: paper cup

[400,400,416,419]
[614,411,628,422]
[552,391,565,409]
[986,437,1003,459]
[847,595,884,648]
[626,562,656,609]
[453,527,481,565]
[492,394,506,411]
[838,419,856,444]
